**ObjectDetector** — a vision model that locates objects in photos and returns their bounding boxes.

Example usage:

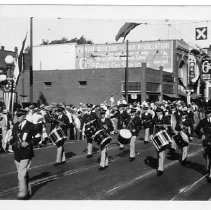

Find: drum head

[120,129,132,139]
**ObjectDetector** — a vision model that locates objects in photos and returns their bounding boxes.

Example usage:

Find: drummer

[53,107,70,166]
[141,102,153,144]
[80,104,98,158]
[97,108,114,170]
[152,107,171,176]
[127,106,142,161]
[179,111,190,165]
[116,104,131,150]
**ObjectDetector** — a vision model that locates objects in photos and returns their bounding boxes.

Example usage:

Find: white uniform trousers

[182,145,188,161]
[100,146,108,167]
[157,150,165,172]
[144,128,150,142]
[87,142,93,155]
[130,136,136,158]
[14,159,32,198]
[55,145,66,163]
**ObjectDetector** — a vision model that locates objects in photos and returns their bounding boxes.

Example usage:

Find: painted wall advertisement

[76,41,173,72]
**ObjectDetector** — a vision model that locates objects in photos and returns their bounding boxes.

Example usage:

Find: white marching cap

[141,101,149,107]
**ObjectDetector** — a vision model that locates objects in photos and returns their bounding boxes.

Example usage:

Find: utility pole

[125,40,129,102]
[30,17,33,103]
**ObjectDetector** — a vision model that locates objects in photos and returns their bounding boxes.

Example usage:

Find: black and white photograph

[1,2,211,206]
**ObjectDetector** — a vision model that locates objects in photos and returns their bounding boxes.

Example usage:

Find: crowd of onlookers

[0,96,207,153]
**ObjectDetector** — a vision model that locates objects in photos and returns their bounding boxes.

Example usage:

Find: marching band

[0,98,210,199]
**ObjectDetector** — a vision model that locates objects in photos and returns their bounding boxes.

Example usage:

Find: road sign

[196,27,207,40]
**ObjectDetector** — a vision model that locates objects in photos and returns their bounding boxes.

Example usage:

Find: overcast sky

[1,4,211,52]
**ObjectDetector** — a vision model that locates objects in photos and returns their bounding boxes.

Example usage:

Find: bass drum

[93,129,112,150]
[84,120,96,139]
[118,129,132,144]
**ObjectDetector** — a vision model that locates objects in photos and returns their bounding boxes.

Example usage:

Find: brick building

[15,39,196,105]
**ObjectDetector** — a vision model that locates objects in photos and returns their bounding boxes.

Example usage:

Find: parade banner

[75,41,174,72]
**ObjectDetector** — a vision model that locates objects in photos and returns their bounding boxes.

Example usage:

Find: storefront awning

[163,93,181,99]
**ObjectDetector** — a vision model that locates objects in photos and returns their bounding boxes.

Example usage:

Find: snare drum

[152,130,171,152]
[173,131,189,148]
[84,120,96,139]
[118,129,132,144]
[93,129,112,150]
[50,127,66,145]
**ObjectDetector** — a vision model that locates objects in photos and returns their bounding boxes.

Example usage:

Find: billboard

[76,41,174,72]
[33,43,76,70]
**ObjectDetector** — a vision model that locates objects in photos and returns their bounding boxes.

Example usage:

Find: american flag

[13,33,27,85]
[3,79,15,92]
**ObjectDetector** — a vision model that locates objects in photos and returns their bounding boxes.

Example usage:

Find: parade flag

[115,23,141,42]
[13,32,28,85]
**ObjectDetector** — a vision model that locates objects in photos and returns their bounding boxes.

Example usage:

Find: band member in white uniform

[53,107,69,166]
[116,104,131,150]
[195,109,211,182]
[127,106,142,161]
[152,107,171,176]
[11,110,36,199]
[97,108,114,170]
[80,104,98,158]
[141,104,153,143]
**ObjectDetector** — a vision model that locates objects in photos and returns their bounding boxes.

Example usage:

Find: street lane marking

[0,140,145,177]
[105,148,203,197]
[170,175,207,200]
[0,146,152,197]
[0,145,203,198]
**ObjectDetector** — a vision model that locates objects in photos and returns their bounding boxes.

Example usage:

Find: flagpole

[30,17,33,103]
[125,40,129,102]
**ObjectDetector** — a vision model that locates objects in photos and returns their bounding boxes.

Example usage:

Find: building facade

[16,39,197,105]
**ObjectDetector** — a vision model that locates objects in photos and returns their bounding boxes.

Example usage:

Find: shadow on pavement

[65,152,76,159]
[144,156,158,169]
[182,160,207,175]
[166,152,181,161]
[31,179,55,199]
[116,149,130,157]
[30,172,53,182]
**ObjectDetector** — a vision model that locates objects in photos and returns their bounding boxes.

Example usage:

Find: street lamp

[4,55,15,114]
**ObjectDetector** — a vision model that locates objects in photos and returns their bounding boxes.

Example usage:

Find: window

[44,82,52,88]
[122,82,141,91]
[79,81,87,87]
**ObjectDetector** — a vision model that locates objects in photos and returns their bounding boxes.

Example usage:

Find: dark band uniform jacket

[98,117,114,134]
[56,113,70,136]
[141,112,153,129]
[11,120,36,162]
[80,111,98,130]
[195,116,211,158]
[195,117,211,141]
[116,110,131,130]
[173,110,183,131]
[153,113,170,133]
[127,115,142,136]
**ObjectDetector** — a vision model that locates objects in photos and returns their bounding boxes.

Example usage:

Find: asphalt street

[0,134,210,200]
